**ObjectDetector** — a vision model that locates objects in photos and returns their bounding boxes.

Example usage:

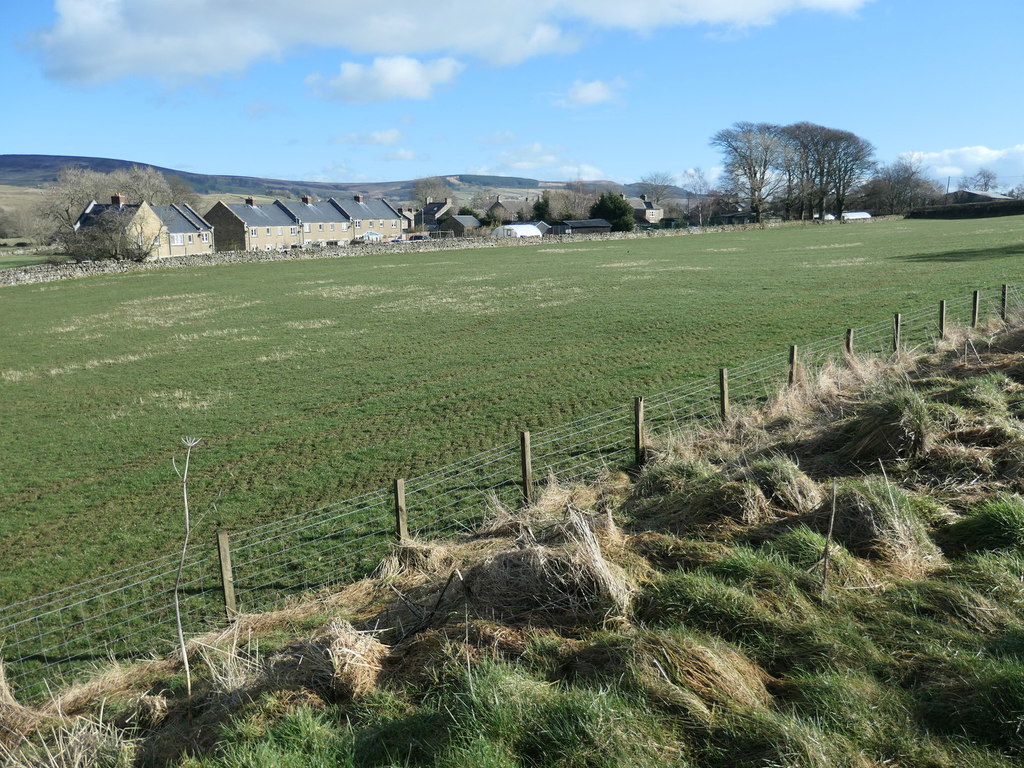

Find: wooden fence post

[939,300,946,340]
[1002,284,1009,322]
[788,345,798,387]
[844,328,854,358]
[893,313,902,354]
[719,368,730,421]
[634,396,646,465]
[393,478,409,542]
[519,431,533,505]
[216,530,237,622]
[971,290,980,328]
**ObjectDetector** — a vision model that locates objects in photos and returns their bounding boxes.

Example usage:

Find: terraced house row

[73,194,406,257]
[203,194,405,251]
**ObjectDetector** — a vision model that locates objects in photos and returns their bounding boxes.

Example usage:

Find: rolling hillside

[0,154,679,208]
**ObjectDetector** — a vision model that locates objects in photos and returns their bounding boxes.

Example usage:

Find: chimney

[641,194,648,202]
[426,197,433,204]
[245,196,255,206]
[445,197,452,205]
[354,194,364,203]
[495,195,501,203]
[111,193,125,207]
[301,195,313,204]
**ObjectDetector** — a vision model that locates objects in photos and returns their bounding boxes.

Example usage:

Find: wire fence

[1,284,1019,701]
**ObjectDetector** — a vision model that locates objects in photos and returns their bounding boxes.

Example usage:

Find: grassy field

[0,247,50,268]
[2,216,1024,606]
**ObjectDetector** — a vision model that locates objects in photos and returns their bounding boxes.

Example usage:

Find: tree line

[709,120,1024,221]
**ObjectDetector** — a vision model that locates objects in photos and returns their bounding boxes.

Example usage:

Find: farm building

[554,219,612,235]
[491,223,543,238]
[945,189,1014,205]
[439,214,481,237]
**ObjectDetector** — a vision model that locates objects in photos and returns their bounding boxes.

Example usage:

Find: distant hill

[0,154,690,207]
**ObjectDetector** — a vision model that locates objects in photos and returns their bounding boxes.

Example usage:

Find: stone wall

[0,218,886,287]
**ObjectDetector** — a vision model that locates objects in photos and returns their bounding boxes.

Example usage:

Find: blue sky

[3,1,1023,190]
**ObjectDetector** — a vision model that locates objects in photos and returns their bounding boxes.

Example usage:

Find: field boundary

[0,218,899,286]
[0,282,1017,700]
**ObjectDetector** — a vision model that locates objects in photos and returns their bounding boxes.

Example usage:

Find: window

[290,226,298,235]
[391,220,397,228]
[341,223,349,231]
[250,228,258,237]
[379,220,384,227]
[354,220,362,228]
[266,227,271,235]
[277,227,283,235]
[171,233,184,246]
[200,232,210,243]
[329,223,334,231]
[318,223,324,231]
[187,234,194,244]
[303,223,311,233]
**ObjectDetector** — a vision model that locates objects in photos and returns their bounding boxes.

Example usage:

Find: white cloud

[307,56,463,102]
[32,0,874,84]
[333,128,404,146]
[557,78,625,107]
[905,145,1024,187]
[382,148,419,161]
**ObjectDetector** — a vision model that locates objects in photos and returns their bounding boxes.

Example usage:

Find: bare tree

[411,176,452,207]
[710,122,785,221]
[683,167,713,226]
[859,157,940,214]
[960,167,998,191]
[637,171,676,205]
[61,206,155,262]
[828,129,875,219]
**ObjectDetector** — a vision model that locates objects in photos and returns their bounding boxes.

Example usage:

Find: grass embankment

[0,217,1023,606]
[4,320,1024,766]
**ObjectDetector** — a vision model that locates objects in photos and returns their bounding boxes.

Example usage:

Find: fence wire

[1,284,1018,701]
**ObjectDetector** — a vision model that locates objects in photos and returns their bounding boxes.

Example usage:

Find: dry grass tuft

[563,628,773,719]
[0,716,135,768]
[270,620,387,701]
[822,478,942,577]
[374,538,455,582]
[840,386,934,463]
[463,511,633,622]
[0,662,41,749]
[121,693,169,730]
[739,455,823,513]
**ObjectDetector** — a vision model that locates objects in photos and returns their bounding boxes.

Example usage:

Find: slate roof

[223,200,298,227]
[563,219,611,228]
[151,204,212,233]
[331,197,402,221]
[75,201,140,229]
[278,199,351,223]
[447,215,481,227]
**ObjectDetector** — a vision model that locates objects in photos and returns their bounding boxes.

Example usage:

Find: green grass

[2,216,1024,608]
[0,247,50,268]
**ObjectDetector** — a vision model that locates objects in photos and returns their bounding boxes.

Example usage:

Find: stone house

[277,196,353,244]
[631,194,664,226]
[416,197,453,230]
[330,195,405,241]
[203,198,303,251]
[74,195,214,258]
